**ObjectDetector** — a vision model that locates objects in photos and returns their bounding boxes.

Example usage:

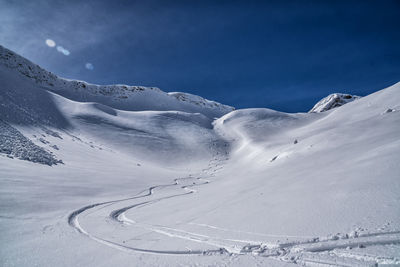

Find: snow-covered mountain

[1,46,399,267]
[0,45,234,119]
[309,93,361,112]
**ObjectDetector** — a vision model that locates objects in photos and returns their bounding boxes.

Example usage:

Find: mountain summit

[309,93,361,113]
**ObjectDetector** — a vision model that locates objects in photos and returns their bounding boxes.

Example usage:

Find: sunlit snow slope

[1,46,399,267]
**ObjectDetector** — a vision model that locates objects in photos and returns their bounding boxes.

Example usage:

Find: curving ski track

[68,148,232,256]
[68,153,400,265]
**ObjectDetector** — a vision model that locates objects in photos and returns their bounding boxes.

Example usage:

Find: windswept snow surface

[1,47,400,266]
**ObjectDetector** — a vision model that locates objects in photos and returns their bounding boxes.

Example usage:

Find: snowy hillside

[1,46,400,267]
[309,93,361,112]
[0,45,233,118]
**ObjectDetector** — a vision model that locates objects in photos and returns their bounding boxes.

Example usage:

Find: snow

[1,46,400,267]
[309,93,361,113]
[0,45,234,118]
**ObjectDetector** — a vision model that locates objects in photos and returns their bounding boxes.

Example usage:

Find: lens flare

[56,46,70,56]
[85,63,94,70]
[45,39,56,47]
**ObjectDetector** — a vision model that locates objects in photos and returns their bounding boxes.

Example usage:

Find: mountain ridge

[0,45,234,118]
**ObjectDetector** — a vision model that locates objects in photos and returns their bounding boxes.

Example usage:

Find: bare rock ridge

[0,119,62,165]
[309,93,361,113]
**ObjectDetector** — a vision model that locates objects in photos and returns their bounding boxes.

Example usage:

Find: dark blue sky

[1,0,399,112]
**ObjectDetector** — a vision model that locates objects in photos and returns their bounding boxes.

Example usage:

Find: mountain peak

[309,93,361,113]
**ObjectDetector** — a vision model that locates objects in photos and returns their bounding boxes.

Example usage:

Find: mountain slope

[0,61,226,167]
[0,45,232,167]
[0,45,234,118]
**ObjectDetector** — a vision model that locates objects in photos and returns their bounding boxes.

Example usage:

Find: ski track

[67,144,400,266]
[68,142,232,256]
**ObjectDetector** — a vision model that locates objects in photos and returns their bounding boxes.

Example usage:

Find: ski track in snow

[68,142,231,256]
[67,146,400,266]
